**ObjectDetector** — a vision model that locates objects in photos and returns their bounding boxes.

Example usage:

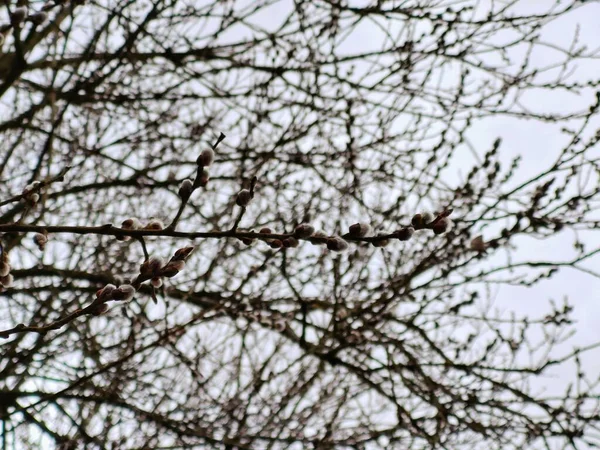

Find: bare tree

[1,0,600,448]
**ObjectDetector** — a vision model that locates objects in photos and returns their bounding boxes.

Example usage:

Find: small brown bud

[33,232,48,250]
[178,179,194,200]
[91,303,109,316]
[198,168,210,186]
[282,237,299,248]
[259,227,272,234]
[28,11,48,25]
[141,256,165,277]
[236,189,252,207]
[372,236,390,247]
[0,261,10,278]
[395,227,414,241]
[470,235,486,252]
[112,284,136,301]
[327,236,349,252]
[273,320,287,332]
[196,148,215,167]
[162,260,185,277]
[145,219,164,230]
[421,212,434,224]
[173,246,194,261]
[294,224,315,238]
[11,7,27,25]
[349,223,371,237]
[432,218,451,235]
[411,214,424,229]
[0,274,14,288]
[122,218,142,229]
[96,284,117,300]
[269,239,283,249]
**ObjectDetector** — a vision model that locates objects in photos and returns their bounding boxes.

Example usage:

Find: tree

[1,0,600,448]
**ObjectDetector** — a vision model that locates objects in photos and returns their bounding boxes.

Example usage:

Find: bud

[28,11,48,25]
[178,179,194,200]
[113,284,136,301]
[349,223,371,237]
[196,148,215,167]
[10,7,27,25]
[421,212,434,225]
[198,168,210,187]
[327,236,349,252]
[294,224,315,238]
[0,274,14,288]
[33,232,48,250]
[259,227,272,234]
[96,284,117,300]
[29,193,40,204]
[150,277,163,288]
[145,219,164,230]
[91,303,109,316]
[162,260,185,277]
[273,319,287,332]
[470,235,486,252]
[395,227,414,241]
[372,236,390,247]
[268,239,283,249]
[173,246,194,261]
[122,218,142,229]
[236,189,252,207]
[0,261,10,277]
[282,237,299,248]
[411,214,424,229]
[432,218,451,235]
[141,256,165,277]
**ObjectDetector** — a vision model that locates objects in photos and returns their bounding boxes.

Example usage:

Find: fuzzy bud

[282,237,299,248]
[395,227,414,241]
[29,193,40,204]
[470,235,486,252]
[33,233,48,250]
[268,239,283,249]
[162,260,185,277]
[411,214,424,229]
[349,222,371,237]
[236,189,252,207]
[198,168,210,187]
[327,236,349,252]
[178,179,194,200]
[141,256,165,277]
[421,212,434,225]
[10,7,27,25]
[0,261,10,278]
[96,284,117,300]
[173,246,194,261]
[432,218,451,235]
[145,219,164,231]
[259,227,272,234]
[150,277,163,288]
[273,320,287,332]
[240,237,254,246]
[122,218,142,230]
[372,235,390,248]
[294,224,315,238]
[91,303,109,316]
[28,11,48,25]
[112,284,136,301]
[0,274,14,288]
[197,148,215,167]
